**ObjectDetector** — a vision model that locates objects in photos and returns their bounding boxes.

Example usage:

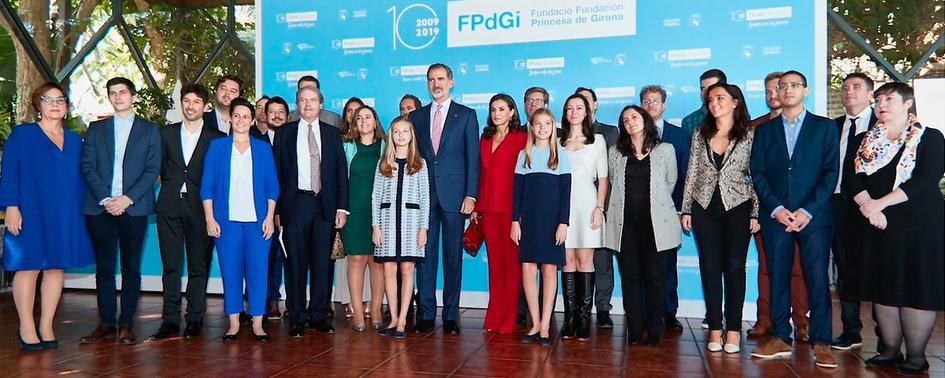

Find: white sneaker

[724,343,740,354]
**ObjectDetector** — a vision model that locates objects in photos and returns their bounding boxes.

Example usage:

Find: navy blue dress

[0,124,94,271]
[512,146,571,266]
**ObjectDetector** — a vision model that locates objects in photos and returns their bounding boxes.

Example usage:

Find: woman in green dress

[341,105,386,331]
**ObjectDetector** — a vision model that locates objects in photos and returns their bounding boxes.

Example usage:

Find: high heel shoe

[17,331,44,352]
[372,322,384,330]
[520,332,539,343]
[253,332,270,342]
[353,323,367,332]
[345,304,354,319]
[364,302,372,319]
[222,331,240,341]
[38,329,58,349]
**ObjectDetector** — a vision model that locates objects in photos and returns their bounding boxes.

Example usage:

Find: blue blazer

[271,120,348,220]
[662,121,691,211]
[750,111,839,227]
[81,116,161,216]
[410,100,480,212]
[200,137,280,229]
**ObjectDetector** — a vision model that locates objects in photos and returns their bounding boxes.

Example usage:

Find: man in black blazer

[749,71,839,368]
[260,95,289,319]
[148,84,225,341]
[830,72,879,351]
[79,77,161,346]
[203,75,243,134]
[272,86,348,337]
[575,87,619,328]
[410,63,480,334]
[640,85,692,330]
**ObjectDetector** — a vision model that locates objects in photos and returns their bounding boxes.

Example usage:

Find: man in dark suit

[286,75,343,127]
[272,86,348,337]
[148,84,225,341]
[640,85,691,330]
[749,71,839,368]
[575,87,618,328]
[203,75,243,134]
[831,72,880,351]
[260,95,289,319]
[410,63,480,334]
[79,77,161,345]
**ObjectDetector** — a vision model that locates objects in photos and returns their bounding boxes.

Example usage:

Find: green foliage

[134,87,173,126]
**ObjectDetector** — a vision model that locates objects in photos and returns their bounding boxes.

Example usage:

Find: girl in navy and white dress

[511,108,571,346]
[371,116,430,339]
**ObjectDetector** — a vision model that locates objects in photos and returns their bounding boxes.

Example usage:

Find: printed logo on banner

[762,46,782,56]
[615,54,625,66]
[461,93,496,111]
[391,64,430,82]
[742,45,753,59]
[447,0,637,47]
[338,70,356,79]
[595,86,635,106]
[744,6,792,28]
[278,11,317,29]
[338,9,348,21]
[590,57,612,65]
[282,43,292,54]
[663,18,680,27]
[359,68,368,80]
[667,48,711,69]
[335,38,375,56]
[689,14,701,27]
[353,10,368,19]
[459,63,468,75]
[653,50,667,62]
[285,70,318,83]
[731,10,746,22]
[388,4,440,50]
[516,57,565,77]
[474,64,490,72]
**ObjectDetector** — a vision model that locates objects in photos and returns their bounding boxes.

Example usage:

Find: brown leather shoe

[813,344,838,368]
[747,321,770,338]
[795,325,810,343]
[266,301,282,320]
[117,325,137,345]
[79,324,116,344]
[750,338,793,359]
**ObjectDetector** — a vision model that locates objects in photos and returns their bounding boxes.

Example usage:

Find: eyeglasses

[525,98,545,105]
[777,82,805,91]
[642,99,663,106]
[40,96,67,105]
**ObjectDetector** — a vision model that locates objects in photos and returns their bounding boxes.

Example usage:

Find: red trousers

[755,233,810,327]
[482,212,521,334]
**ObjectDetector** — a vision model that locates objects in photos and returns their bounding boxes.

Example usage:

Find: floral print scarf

[854,122,925,190]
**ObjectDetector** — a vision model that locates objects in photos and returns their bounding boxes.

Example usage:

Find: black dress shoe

[894,360,929,376]
[222,331,239,342]
[665,316,684,331]
[183,321,201,339]
[520,332,539,343]
[644,334,661,347]
[254,332,270,342]
[830,333,862,350]
[307,319,335,334]
[148,322,180,341]
[865,353,904,368]
[443,320,460,335]
[289,323,305,338]
[412,319,434,334]
[597,312,614,329]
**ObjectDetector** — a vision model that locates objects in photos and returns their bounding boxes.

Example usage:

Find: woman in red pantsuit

[474,94,528,334]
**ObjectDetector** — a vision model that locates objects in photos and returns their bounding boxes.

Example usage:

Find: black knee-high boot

[576,272,595,341]
[560,272,577,339]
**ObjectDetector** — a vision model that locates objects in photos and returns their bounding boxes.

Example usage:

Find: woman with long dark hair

[473,93,527,334]
[680,83,760,353]
[603,105,680,346]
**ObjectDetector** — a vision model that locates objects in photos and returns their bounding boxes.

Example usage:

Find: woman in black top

[844,83,944,375]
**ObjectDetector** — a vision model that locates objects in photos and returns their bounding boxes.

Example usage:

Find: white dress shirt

[296,117,322,191]
[215,109,231,134]
[836,106,873,193]
[180,121,204,193]
[228,144,257,222]
[110,114,135,198]
[654,118,665,139]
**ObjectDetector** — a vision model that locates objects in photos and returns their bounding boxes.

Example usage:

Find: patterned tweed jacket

[604,143,682,252]
[371,159,431,258]
[681,130,759,218]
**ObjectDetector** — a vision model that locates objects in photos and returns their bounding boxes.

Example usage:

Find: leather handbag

[462,217,483,257]
[330,233,345,260]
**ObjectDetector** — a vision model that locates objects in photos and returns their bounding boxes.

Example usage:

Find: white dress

[564,135,608,248]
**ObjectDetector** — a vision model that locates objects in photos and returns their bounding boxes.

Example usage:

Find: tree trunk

[4,0,52,123]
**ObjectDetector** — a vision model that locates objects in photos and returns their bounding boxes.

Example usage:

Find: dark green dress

[342,141,382,255]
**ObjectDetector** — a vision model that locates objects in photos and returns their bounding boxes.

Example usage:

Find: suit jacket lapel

[105,117,116,171]
[792,113,815,163]
[770,116,790,163]
[438,104,461,153]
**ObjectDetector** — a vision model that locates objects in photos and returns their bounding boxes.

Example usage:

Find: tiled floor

[0,290,942,377]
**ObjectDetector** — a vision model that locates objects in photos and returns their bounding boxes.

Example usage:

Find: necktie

[836,117,859,193]
[308,123,321,193]
[432,104,444,155]
[846,117,859,151]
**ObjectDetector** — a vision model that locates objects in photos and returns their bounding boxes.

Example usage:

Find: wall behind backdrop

[67,0,827,319]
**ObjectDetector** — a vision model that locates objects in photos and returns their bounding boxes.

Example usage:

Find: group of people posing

[1,64,941,376]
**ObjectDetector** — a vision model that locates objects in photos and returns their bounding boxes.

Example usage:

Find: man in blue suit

[640,85,691,331]
[749,71,839,368]
[410,63,480,334]
[272,86,349,337]
[79,77,161,346]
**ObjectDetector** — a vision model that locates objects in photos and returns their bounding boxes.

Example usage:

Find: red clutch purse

[462,217,483,257]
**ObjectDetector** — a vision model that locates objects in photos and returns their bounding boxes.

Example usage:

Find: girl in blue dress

[511,108,571,345]
[0,83,94,351]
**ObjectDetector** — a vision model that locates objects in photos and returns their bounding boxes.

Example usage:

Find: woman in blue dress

[511,108,571,346]
[0,83,94,351]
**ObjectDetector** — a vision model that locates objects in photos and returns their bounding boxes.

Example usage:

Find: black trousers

[87,213,148,327]
[831,193,880,338]
[156,195,214,325]
[692,200,752,331]
[283,194,334,323]
[617,219,666,337]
